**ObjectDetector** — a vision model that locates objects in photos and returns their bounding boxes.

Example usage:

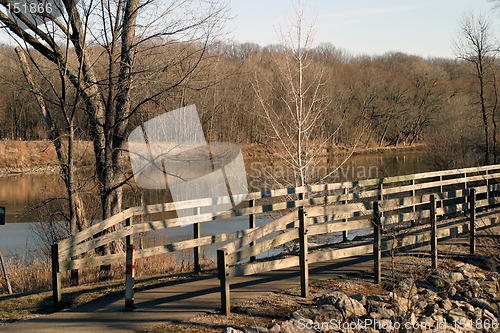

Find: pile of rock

[222,264,499,332]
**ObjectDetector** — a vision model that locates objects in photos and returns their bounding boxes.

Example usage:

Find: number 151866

[7,2,53,15]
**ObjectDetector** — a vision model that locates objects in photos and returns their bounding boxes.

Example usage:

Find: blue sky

[228,0,500,59]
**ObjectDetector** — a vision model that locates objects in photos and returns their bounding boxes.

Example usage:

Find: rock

[375,307,395,319]
[317,305,343,322]
[280,319,315,333]
[414,300,427,315]
[420,316,435,329]
[445,309,467,325]
[424,303,440,317]
[242,327,260,333]
[376,319,395,332]
[367,300,389,313]
[367,294,392,303]
[457,264,486,280]
[399,313,419,333]
[350,293,366,306]
[292,308,317,321]
[419,284,438,295]
[449,272,464,283]
[364,329,380,333]
[471,298,496,314]
[433,314,446,327]
[427,270,464,289]
[427,275,452,289]
[397,278,418,298]
[222,328,244,333]
[314,291,367,318]
[461,302,474,313]
[483,309,496,321]
[255,328,271,333]
[484,286,497,299]
[394,296,412,312]
[462,278,480,290]
[438,298,453,311]
[462,291,473,300]
[267,323,280,332]
[473,308,482,319]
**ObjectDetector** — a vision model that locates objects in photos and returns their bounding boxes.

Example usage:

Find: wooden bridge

[51,164,500,315]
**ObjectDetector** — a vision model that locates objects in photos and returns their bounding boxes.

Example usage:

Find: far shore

[0,140,425,177]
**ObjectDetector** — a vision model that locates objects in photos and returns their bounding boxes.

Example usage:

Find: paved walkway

[1,254,374,332]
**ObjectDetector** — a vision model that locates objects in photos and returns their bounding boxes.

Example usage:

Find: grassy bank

[0,251,215,322]
[0,140,95,175]
[0,272,199,323]
[0,140,425,176]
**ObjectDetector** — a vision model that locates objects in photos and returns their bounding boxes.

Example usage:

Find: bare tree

[253,1,333,188]
[14,46,88,284]
[455,12,498,164]
[0,0,228,278]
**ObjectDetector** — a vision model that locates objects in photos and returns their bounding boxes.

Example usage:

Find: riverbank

[0,140,425,177]
[0,140,94,176]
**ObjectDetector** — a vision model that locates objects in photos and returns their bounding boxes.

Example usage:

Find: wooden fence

[51,164,500,310]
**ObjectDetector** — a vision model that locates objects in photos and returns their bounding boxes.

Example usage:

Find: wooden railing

[216,167,500,315]
[51,164,500,309]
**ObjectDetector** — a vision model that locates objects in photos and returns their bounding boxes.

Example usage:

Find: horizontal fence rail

[51,164,500,309]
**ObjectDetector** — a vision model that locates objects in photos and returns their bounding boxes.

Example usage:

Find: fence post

[297,191,304,229]
[378,183,384,201]
[373,201,381,284]
[469,188,476,255]
[430,194,438,270]
[70,264,78,286]
[218,248,230,316]
[464,172,468,204]
[124,244,136,310]
[299,207,309,298]
[0,251,12,294]
[486,169,491,207]
[249,199,256,262]
[342,187,348,242]
[126,217,133,246]
[194,221,201,274]
[411,179,416,227]
[51,243,61,308]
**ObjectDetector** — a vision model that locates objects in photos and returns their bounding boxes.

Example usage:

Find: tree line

[0,39,493,161]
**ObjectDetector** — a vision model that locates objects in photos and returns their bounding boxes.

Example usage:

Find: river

[0,150,431,259]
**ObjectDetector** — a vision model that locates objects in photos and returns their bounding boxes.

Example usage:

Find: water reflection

[246,151,428,191]
[0,150,430,259]
[0,151,429,223]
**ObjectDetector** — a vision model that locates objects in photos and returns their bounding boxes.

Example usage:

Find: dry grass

[0,232,216,323]
[0,140,95,173]
[0,250,215,296]
[0,272,192,323]
[0,255,52,293]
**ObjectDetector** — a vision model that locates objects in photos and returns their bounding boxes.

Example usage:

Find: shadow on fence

[51,164,500,314]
